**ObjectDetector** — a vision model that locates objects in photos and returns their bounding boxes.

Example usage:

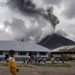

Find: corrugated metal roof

[0,41,51,52]
[53,45,75,52]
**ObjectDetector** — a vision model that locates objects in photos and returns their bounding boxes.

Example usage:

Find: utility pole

[21,39,24,63]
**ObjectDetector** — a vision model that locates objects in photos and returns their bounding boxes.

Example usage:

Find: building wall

[0,51,49,61]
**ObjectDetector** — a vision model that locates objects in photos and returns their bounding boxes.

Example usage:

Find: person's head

[9,49,16,57]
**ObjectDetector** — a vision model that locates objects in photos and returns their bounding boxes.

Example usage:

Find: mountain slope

[38,34,75,49]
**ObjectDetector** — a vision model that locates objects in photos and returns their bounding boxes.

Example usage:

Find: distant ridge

[38,34,75,49]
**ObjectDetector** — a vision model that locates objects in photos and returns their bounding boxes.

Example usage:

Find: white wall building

[0,41,51,61]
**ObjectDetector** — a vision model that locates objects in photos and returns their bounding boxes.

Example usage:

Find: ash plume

[8,0,59,28]
[0,0,59,42]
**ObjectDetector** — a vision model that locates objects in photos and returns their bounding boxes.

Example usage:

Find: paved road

[0,66,75,75]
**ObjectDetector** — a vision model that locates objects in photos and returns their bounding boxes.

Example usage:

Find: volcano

[38,34,75,49]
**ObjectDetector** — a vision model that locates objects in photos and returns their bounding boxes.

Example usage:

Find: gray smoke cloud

[0,0,58,42]
[56,29,68,37]
[41,0,63,6]
[62,0,75,19]
[7,0,59,27]
[0,30,14,40]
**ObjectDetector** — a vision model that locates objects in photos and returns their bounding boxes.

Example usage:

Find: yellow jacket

[7,57,17,73]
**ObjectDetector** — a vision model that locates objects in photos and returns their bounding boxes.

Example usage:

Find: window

[39,52,46,55]
[18,51,26,55]
[0,51,3,55]
[29,52,37,56]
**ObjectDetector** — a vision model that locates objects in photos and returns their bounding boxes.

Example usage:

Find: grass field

[0,61,75,75]
[33,63,71,68]
[0,61,72,68]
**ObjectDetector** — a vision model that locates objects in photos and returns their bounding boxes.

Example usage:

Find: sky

[0,0,75,42]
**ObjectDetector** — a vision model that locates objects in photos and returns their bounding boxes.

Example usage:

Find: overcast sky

[0,0,75,42]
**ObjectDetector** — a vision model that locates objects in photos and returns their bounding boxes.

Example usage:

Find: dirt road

[0,66,75,75]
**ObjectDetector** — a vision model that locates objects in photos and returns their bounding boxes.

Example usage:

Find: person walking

[51,56,55,64]
[7,50,19,75]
